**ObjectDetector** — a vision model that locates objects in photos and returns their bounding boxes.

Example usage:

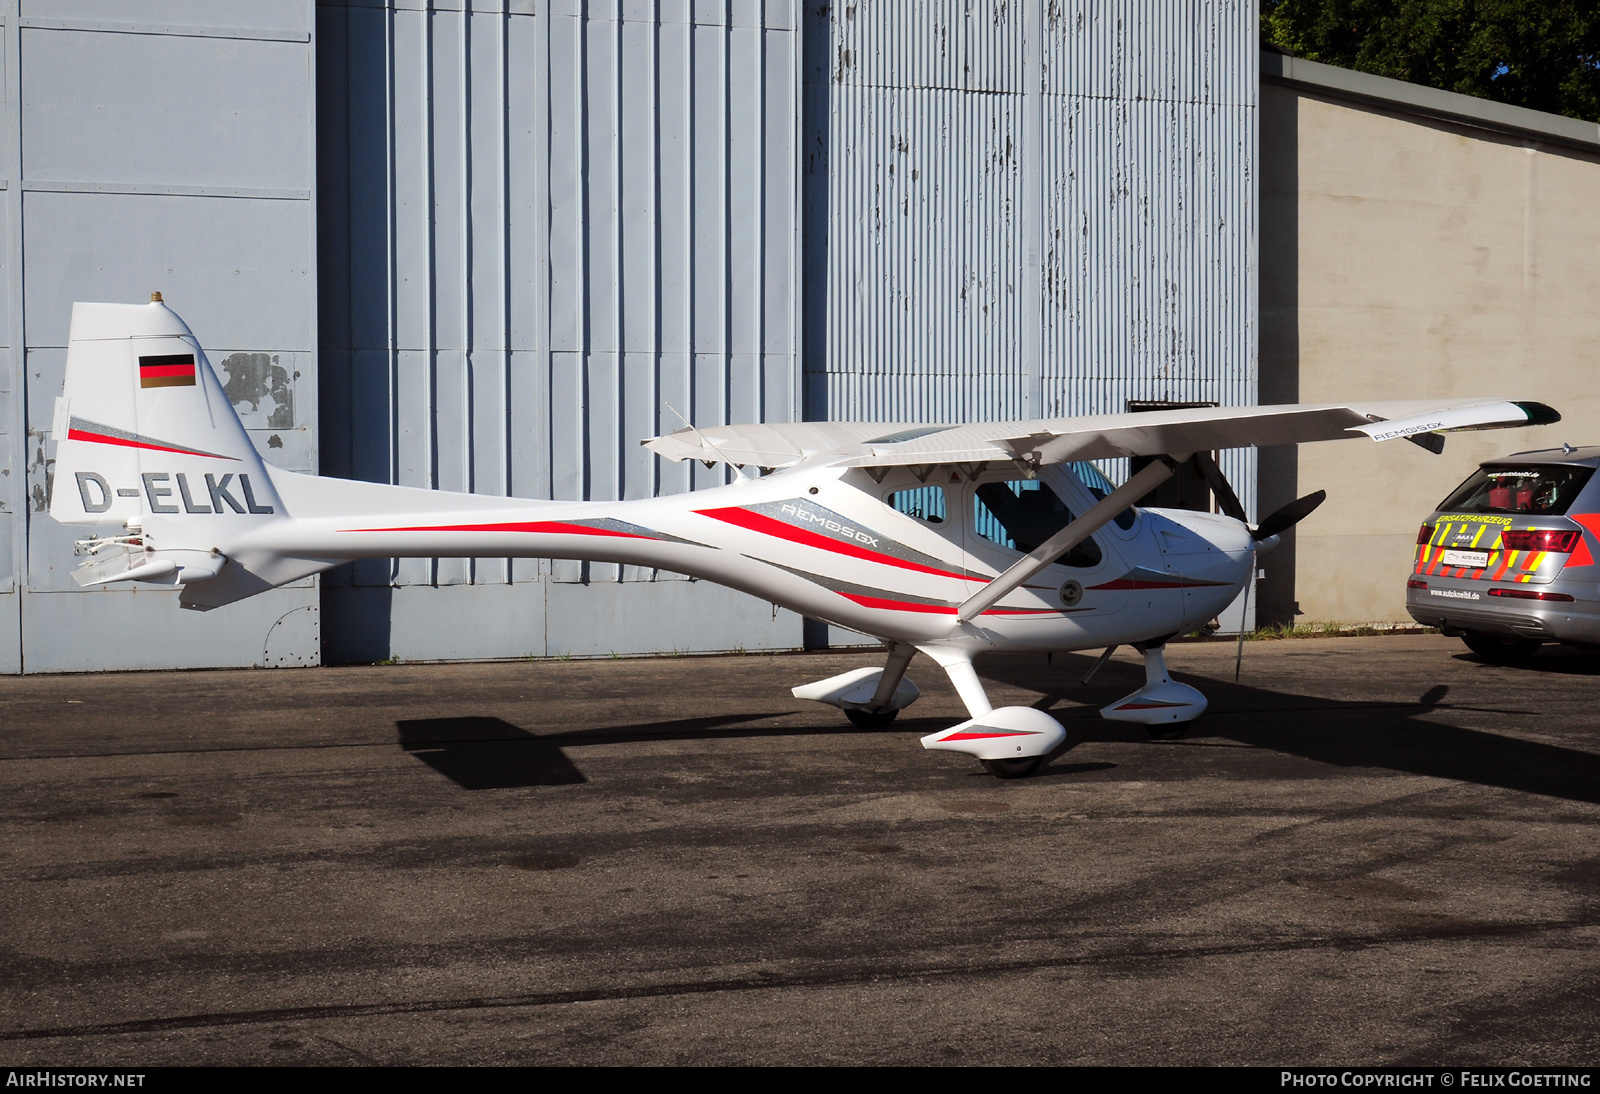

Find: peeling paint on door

[220,352,294,429]
[27,433,53,513]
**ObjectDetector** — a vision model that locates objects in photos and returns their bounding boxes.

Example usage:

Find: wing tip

[1512,400,1562,427]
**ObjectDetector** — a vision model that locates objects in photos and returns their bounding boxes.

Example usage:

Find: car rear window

[1436,465,1595,516]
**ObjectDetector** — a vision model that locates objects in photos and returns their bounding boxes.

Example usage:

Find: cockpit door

[959,466,1125,616]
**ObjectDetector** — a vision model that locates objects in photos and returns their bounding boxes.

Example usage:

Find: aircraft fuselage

[244,459,1255,657]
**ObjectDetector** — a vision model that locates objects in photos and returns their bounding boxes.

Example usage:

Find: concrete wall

[1259,57,1600,625]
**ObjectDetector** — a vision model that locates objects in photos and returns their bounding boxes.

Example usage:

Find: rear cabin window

[973,480,1102,568]
[887,486,946,524]
[1437,465,1594,516]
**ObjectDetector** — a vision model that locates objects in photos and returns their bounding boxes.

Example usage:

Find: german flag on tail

[139,353,196,388]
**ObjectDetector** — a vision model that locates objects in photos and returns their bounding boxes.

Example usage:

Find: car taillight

[1416,524,1434,545]
[1407,579,1427,590]
[1488,587,1575,602]
[1500,529,1581,552]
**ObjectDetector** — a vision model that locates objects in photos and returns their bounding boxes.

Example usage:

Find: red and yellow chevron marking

[1490,547,1515,581]
[1417,517,1584,584]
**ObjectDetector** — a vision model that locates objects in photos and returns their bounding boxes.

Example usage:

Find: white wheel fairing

[1100,644,1208,726]
[921,706,1067,761]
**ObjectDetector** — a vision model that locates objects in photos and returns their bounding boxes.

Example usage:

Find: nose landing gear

[1099,643,1206,734]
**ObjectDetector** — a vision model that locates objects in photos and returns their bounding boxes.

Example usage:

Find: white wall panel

[21,1,312,33]
[0,594,19,674]
[22,191,315,351]
[9,4,319,672]
[21,27,311,189]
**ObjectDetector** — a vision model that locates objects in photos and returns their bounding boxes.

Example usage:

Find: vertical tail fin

[50,297,287,595]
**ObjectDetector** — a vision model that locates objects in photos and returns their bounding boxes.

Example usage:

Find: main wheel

[1461,632,1540,665]
[1145,721,1192,740]
[845,707,899,729]
[981,756,1042,779]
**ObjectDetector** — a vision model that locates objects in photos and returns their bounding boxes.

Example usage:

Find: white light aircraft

[50,299,1559,777]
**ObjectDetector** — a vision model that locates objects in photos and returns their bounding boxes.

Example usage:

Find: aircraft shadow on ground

[976,650,1600,806]
[397,647,1600,800]
[398,717,588,789]
[397,712,825,789]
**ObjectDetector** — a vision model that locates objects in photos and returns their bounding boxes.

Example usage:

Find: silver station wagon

[1406,448,1600,663]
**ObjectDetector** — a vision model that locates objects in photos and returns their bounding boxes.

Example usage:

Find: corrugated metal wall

[317,0,805,662]
[806,0,1258,516]
[6,0,320,673]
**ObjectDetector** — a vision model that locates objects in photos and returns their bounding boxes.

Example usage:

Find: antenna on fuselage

[664,403,751,480]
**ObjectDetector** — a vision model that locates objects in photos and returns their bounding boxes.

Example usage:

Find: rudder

[50,295,286,591]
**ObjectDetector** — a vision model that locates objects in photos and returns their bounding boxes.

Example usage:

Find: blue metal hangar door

[9,2,319,673]
[316,1,804,663]
[802,0,1259,633]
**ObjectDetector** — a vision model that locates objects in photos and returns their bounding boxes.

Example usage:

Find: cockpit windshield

[1436,465,1594,516]
[1066,462,1136,530]
[973,480,1103,568]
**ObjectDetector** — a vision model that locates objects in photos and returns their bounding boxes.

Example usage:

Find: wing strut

[956,457,1180,624]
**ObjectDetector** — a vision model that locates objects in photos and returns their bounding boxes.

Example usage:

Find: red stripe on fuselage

[837,592,955,614]
[834,591,1058,616]
[695,505,973,581]
[65,428,238,461]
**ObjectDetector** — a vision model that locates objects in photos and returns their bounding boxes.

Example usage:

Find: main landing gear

[792,642,1208,778]
[915,648,1067,777]
[791,641,921,729]
[792,642,1066,779]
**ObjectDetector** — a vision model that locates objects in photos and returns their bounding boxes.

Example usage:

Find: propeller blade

[1252,489,1327,542]
[1190,452,1248,524]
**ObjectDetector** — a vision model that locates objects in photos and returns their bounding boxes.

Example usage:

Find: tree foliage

[1261,0,1600,123]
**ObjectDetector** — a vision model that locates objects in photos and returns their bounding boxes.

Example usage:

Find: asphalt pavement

[2,634,1599,1065]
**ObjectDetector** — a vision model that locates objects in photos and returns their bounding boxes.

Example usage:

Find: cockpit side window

[973,480,1102,568]
[887,485,947,524]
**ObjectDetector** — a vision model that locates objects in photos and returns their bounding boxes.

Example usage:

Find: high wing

[642,399,1560,471]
